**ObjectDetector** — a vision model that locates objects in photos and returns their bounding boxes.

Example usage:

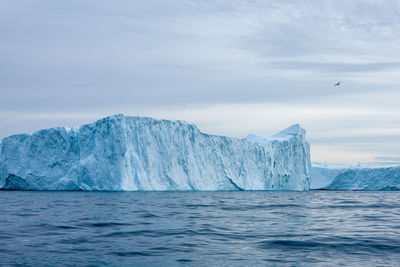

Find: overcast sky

[1,0,400,167]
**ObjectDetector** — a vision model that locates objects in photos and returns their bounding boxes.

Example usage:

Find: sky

[1,0,400,167]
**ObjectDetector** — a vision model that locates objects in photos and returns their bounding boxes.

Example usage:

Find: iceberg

[325,167,400,190]
[0,114,311,191]
[310,163,346,189]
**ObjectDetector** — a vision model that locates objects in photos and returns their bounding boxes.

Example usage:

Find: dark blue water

[0,191,399,266]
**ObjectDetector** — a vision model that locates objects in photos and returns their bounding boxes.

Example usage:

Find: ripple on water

[0,191,399,266]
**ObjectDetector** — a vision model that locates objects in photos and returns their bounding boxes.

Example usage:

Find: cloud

[0,0,400,165]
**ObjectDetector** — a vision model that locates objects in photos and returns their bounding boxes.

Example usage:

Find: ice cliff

[0,114,310,191]
[325,167,400,190]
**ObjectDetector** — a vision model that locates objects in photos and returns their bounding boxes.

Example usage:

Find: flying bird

[334,82,341,86]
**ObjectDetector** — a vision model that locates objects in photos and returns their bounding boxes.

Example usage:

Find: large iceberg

[0,114,311,191]
[325,167,400,190]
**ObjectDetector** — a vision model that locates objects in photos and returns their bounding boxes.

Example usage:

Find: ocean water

[0,191,399,266]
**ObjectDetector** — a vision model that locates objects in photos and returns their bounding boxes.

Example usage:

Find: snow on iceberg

[325,167,400,190]
[0,114,311,191]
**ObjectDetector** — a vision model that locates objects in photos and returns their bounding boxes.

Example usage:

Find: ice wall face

[326,167,400,190]
[0,115,311,191]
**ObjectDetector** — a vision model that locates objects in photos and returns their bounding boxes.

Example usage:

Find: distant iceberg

[310,164,346,189]
[0,114,311,191]
[325,167,400,190]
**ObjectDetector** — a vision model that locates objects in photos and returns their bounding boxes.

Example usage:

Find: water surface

[0,191,399,266]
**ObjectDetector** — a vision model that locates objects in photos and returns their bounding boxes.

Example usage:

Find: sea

[0,191,399,266]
